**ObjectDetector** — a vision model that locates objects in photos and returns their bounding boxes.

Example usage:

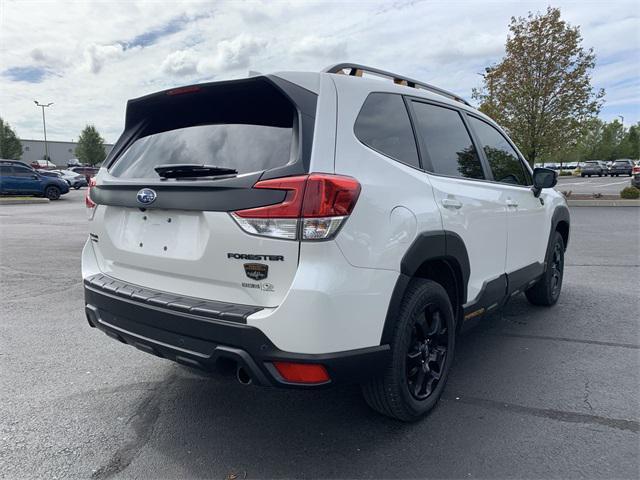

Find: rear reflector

[273,362,330,384]
[231,173,360,241]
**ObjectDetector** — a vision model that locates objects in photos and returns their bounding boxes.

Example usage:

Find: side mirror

[532,167,557,197]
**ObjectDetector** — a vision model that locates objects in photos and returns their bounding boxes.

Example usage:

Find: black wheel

[588,174,591,177]
[362,279,455,421]
[73,185,80,190]
[598,173,602,177]
[44,186,61,200]
[525,231,565,306]
[581,174,585,177]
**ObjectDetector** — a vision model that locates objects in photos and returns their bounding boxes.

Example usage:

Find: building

[19,139,114,167]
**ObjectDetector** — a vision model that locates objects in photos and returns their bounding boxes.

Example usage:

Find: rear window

[109,78,299,180]
[110,124,294,179]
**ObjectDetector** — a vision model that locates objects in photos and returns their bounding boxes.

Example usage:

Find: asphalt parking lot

[1,190,639,479]
[555,174,636,195]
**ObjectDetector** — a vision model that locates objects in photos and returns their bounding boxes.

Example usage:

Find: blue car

[0,160,70,200]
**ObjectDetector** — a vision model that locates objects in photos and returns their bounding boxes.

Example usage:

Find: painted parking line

[592,180,631,188]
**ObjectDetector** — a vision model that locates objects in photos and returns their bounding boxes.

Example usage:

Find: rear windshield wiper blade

[155,164,238,179]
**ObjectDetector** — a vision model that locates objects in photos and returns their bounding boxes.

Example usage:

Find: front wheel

[362,279,455,421]
[73,185,80,190]
[525,231,565,306]
[44,186,61,200]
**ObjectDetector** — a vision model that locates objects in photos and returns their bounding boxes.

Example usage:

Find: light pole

[34,100,53,161]
[618,115,624,125]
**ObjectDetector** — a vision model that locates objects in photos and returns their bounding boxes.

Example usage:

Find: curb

[0,198,50,205]
[567,199,640,207]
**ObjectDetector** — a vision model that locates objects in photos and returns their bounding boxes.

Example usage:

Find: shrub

[559,171,572,176]
[620,186,640,199]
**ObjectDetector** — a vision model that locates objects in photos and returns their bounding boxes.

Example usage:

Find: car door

[11,166,43,194]
[466,115,549,290]
[408,99,508,310]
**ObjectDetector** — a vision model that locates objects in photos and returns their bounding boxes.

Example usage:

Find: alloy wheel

[406,304,449,400]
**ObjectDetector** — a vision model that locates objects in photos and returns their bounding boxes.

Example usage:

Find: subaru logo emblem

[136,188,157,205]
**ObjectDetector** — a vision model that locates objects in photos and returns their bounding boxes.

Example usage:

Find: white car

[82,63,570,421]
[53,169,88,189]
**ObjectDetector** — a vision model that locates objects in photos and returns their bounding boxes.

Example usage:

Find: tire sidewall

[45,186,60,200]
[545,232,565,303]
[393,281,456,417]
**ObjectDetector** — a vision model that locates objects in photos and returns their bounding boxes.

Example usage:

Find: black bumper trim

[84,280,390,388]
[84,273,262,323]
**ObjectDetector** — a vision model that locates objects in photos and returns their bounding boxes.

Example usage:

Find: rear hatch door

[89,76,316,308]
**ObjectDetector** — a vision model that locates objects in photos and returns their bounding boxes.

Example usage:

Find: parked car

[608,159,634,177]
[36,169,63,178]
[30,159,58,170]
[0,160,69,199]
[82,63,569,421]
[581,160,607,177]
[54,169,88,189]
[67,158,82,167]
[70,166,99,178]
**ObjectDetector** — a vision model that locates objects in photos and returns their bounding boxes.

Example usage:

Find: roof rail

[323,63,472,107]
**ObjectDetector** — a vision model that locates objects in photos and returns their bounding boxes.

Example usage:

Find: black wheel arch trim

[551,205,570,250]
[381,230,470,344]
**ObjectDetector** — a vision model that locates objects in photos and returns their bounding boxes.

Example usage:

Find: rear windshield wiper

[155,164,238,179]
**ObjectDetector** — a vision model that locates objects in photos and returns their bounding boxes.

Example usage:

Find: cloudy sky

[1,0,638,143]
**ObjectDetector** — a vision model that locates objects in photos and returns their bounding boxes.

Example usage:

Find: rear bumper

[84,274,390,388]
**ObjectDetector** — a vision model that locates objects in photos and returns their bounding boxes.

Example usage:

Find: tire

[525,231,565,306]
[588,175,591,177]
[362,279,455,421]
[73,185,80,190]
[44,186,61,200]
[598,173,602,177]
[581,174,585,177]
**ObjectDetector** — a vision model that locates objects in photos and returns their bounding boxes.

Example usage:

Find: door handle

[442,198,462,209]
[506,198,519,207]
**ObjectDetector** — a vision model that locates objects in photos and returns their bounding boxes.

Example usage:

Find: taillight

[85,177,97,220]
[231,173,361,241]
[272,361,330,384]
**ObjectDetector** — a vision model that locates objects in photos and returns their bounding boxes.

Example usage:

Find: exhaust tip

[236,365,253,385]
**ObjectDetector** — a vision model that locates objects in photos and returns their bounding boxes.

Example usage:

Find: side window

[13,167,35,178]
[354,93,420,168]
[468,117,531,186]
[410,102,484,179]
[0,166,12,176]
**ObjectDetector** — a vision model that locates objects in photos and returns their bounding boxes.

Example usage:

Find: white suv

[82,63,569,421]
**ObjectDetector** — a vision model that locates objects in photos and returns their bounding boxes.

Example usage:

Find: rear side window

[469,117,531,186]
[354,93,420,168]
[0,166,11,175]
[411,102,484,179]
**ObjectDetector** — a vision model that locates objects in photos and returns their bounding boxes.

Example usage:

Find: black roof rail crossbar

[323,63,471,107]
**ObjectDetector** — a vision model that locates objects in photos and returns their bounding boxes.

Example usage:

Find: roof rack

[323,63,472,107]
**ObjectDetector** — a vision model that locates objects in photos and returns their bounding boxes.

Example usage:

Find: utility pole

[34,100,53,161]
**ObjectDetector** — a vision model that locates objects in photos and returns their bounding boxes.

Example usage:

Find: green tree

[618,123,640,159]
[0,117,23,159]
[472,7,605,166]
[75,125,106,166]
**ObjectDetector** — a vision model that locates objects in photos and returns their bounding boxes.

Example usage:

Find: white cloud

[161,49,199,76]
[83,43,125,74]
[199,34,267,74]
